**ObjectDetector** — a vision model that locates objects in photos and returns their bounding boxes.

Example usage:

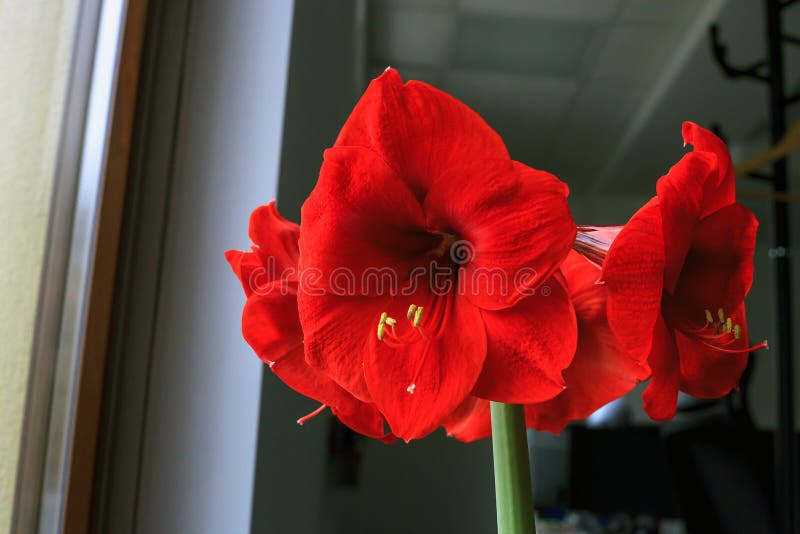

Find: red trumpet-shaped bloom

[298,69,578,441]
[579,122,767,421]
[442,251,651,441]
[226,201,393,442]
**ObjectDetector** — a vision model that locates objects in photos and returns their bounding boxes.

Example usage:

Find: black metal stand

[710,1,797,532]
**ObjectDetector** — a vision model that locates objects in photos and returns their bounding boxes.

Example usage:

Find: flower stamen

[413,306,424,327]
[377,312,388,340]
[683,307,767,353]
[297,404,328,426]
[377,312,398,340]
[373,292,456,398]
[377,304,427,344]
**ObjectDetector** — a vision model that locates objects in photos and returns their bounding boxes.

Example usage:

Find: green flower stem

[490,402,536,534]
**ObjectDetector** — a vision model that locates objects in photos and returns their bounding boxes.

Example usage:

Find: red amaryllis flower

[577,122,767,421]
[442,250,651,441]
[226,202,393,442]
[298,69,578,441]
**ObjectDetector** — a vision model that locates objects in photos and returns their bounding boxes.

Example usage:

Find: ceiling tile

[442,70,578,164]
[590,25,681,83]
[453,14,600,77]
[370,8,455,67]
[458,0,621,22]
[563,80,646,133]
[618,0,699,25]
[442,69,578,123]
[548,80,646,184]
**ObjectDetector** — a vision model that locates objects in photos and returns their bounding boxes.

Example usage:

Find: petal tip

[681,121,698,145]
[641,390,678,421]
[376,66,403,86]
[224,249,242,264]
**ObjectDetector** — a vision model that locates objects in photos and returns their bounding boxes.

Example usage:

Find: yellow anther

[725,317,733,333]
[407,304,417,320]
[705,309,714,324]
[413,306,424,327]
[733,324,742,340]
[377,312,388,340]
[717,308,725,323]
[385,317,397,326]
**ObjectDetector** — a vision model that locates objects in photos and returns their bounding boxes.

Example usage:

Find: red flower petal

[242,292,304,366]
[225,249,264,298]
[656,151,718,293]
[227,202,300,297]
[675,303,750,398]
[271,346,391,441]
[442,396,492,443]
[472,273,576,404]
[642,315,680,421]
[298,293,381,402]
[681,122,736,216]
[299,146,438,297]
[364,293,487,441]
[249,201,300,271]
[424,161,575,311]
[335,409,396,444]
[666,203,758,323]
[231,203,393,441]
[335,68,509,197]
[602,197,665,363]
[525,252,650,433]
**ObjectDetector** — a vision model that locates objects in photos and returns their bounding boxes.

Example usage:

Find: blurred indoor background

[2,1,798,533]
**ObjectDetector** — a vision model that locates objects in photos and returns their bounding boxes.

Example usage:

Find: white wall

[0,1,79,531]
[133,1,294,532]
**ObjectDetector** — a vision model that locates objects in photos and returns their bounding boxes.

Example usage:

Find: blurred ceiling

[367,0,800,195]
